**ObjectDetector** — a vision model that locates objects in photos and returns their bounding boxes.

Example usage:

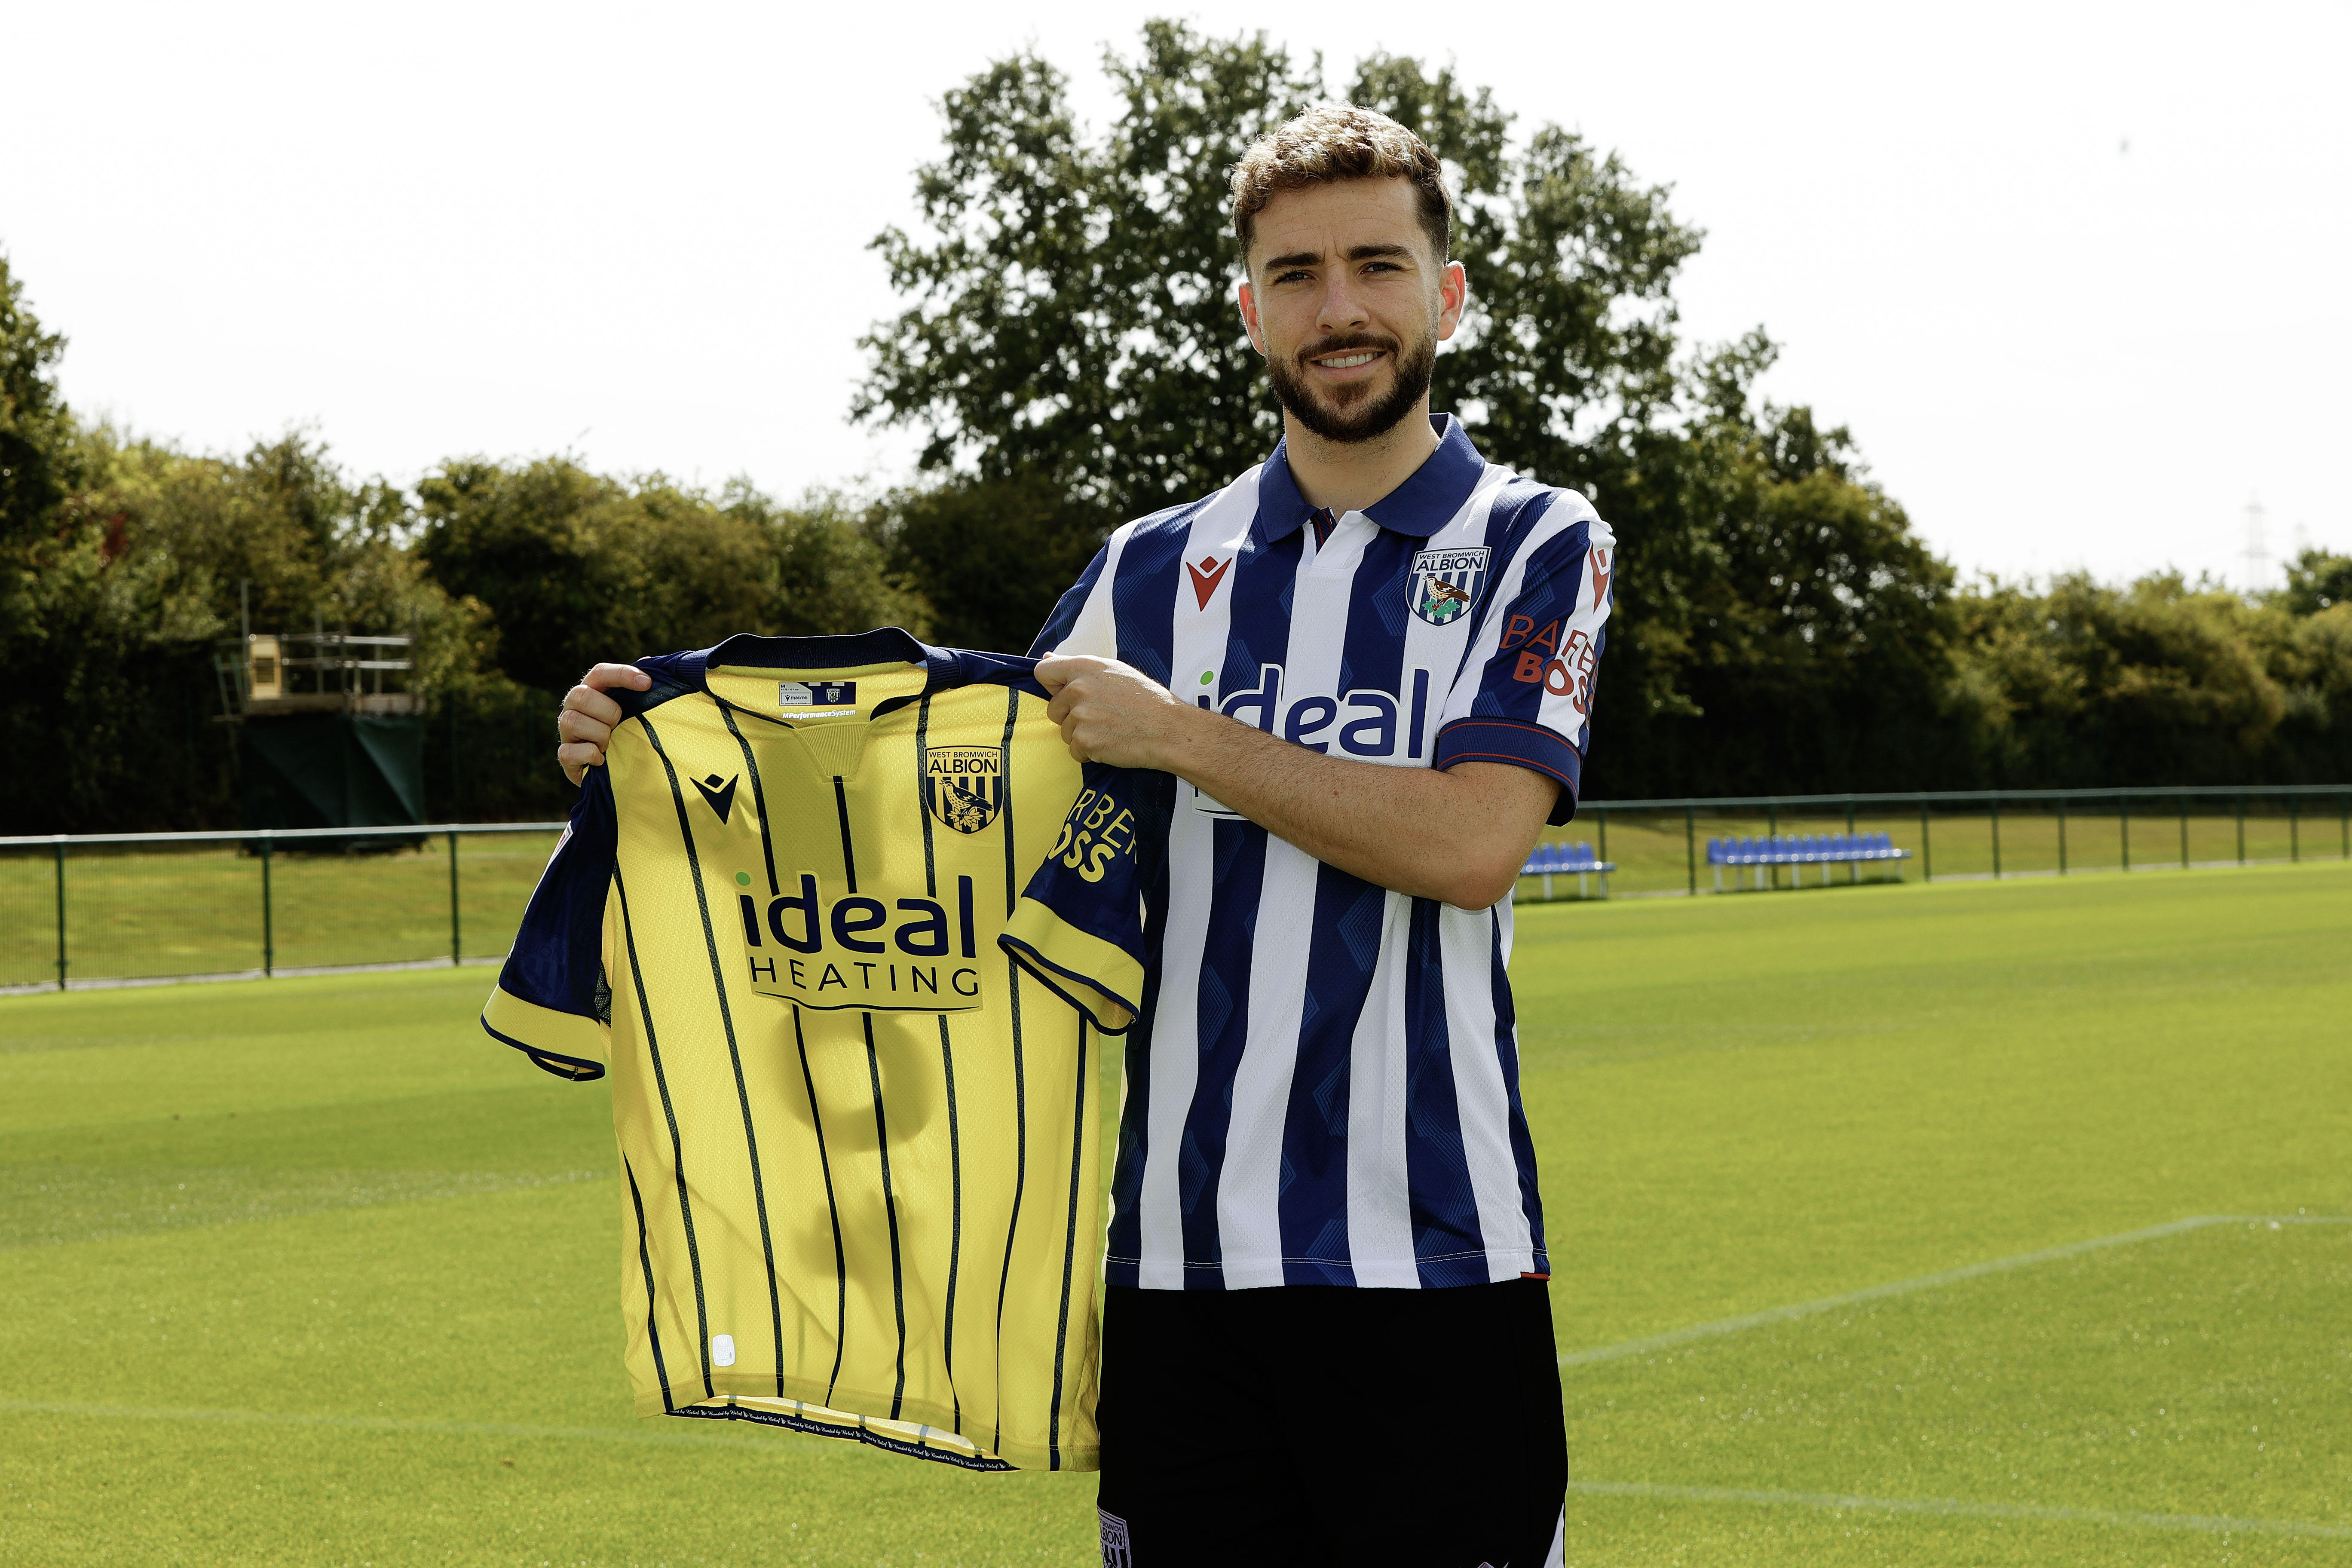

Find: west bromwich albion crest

[924,747,1005,835]
[1407,545,1491,626]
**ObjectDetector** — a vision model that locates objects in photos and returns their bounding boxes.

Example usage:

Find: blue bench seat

[1704,833,1910,891]
[1516,840,1617,900]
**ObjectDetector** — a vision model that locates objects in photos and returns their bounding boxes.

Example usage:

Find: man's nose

[1316,275,1369,334]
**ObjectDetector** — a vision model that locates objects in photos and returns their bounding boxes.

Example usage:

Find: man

[561,105,1610,1567]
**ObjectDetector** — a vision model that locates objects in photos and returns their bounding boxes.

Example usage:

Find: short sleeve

[1432,499,1615,826]
[998,764,1152,1033]
[1028,539,1117,658]
[481,768,619,1079]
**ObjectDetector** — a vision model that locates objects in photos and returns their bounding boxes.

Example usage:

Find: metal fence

[5,785,2348,990]
[0,823,565,992]
[1523,784,2352,900]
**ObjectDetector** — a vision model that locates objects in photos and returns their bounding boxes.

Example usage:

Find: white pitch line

[0,1399,844,1458]
[1561,1213,2352,1368]
[1566,1480,2352,1542]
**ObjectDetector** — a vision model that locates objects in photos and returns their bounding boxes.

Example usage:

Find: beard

[1265,326,1438,444]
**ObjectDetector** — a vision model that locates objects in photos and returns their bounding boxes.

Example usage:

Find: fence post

[1847,798,1858,884]
[52,835,67,991]
[2290,795,2300,863]
[260,831,275,978]
[2058,799,2068,875]
[2121,795,2131,872]
[2237,795,2245,866]
[447,827,461,964]
[1920,799,1932,882]
[1684,806,1696,897]
[2342,791,2349,860]
[1990,796,2002,880]
[2179,796,2190,870]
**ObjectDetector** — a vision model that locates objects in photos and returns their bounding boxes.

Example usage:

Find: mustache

[1293,333,1399,364]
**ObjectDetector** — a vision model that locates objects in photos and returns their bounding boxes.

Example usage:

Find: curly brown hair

[1229,104,1453,266]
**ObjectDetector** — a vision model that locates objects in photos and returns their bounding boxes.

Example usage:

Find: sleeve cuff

[482,984,609,1081]
[1433,718,1585,825]
[998,900,1143,1035]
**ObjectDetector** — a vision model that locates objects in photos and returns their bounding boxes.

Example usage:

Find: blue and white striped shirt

[1030,416,1614,1291]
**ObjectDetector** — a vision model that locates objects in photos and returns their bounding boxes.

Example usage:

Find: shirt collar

[1255,414,1488,542]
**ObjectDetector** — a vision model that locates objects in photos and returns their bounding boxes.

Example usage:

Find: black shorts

[1094,1279,1567,1568]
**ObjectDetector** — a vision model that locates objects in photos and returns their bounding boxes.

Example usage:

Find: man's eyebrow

[1258,242,1418,274]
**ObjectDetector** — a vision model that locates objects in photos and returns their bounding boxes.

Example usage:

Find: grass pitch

[2,861,2346,1565]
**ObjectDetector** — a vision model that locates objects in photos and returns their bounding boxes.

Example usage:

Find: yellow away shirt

[482,630,1143,1472]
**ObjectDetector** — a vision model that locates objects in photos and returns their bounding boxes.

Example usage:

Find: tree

[856,25,1703,534]
[413,460,929,696]
[2281,548,2352,616]
[1586,334,1961,795]
[0,253,80,553]
[1944,570,2352,787]
[864,474,1109,655]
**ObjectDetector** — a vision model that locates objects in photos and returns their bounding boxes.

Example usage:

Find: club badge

[923,747,1005,834]
[1407,545,1491,625]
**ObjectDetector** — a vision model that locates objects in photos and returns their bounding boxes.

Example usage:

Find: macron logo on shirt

[1186,555,1231,609]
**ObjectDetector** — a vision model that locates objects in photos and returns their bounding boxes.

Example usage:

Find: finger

[557,741,605,785]
[562,684,625,728]
[584,661,652,694]
[1035,652,1115,692]
[556,708,615,748]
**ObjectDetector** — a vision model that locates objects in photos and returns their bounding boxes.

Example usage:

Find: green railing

[1526,784,2352,900]
[0,823,565,992]
[7,785,2349,987]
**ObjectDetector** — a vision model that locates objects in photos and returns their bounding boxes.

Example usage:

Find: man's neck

[1280,405,1440,517]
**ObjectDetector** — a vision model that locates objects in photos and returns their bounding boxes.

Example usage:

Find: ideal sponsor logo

[735,872,983,1011]
[779,680,857,710]
[922,746,1004,834]
[1201,664,1433,762]
[1407,545,1490,625]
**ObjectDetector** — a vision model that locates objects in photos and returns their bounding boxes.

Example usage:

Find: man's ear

[1435,259,1468,343]
[1237,279,1266,357]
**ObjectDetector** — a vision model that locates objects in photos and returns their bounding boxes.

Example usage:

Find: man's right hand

[557,663,653,786]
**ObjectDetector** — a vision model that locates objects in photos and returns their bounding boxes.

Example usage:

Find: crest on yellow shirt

[923,746,1004,834]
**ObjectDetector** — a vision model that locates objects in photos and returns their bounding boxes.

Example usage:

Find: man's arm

[1038,655,1554,910]
[555,655,1557,909]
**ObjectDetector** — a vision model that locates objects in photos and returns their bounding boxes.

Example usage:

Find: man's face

[1238,177,1467,445]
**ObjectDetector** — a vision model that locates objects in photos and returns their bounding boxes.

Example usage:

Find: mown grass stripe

[1561,1213,2352,1368]
[1565,1479,2352,1542]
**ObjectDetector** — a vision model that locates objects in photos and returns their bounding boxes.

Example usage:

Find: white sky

[6,0,2346,590]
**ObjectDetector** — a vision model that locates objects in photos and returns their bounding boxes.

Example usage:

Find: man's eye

[1275,270,1312,284]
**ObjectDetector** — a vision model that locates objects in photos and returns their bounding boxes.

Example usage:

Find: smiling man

[558,105,1612,1568]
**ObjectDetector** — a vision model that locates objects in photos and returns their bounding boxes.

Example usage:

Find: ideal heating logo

[735,873,983,1011]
